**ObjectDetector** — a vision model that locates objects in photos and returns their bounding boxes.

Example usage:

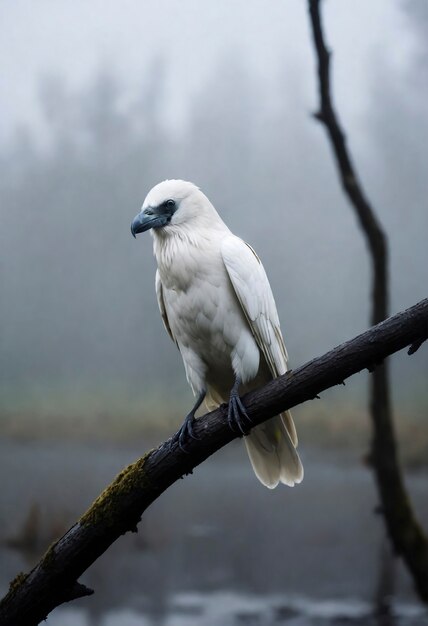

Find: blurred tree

[308,0,428,603]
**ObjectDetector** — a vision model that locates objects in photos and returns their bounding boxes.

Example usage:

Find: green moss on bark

[80,451,154,528]
[9,572,28,592]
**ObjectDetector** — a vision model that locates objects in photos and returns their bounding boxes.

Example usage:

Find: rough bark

[307,0,428,603]
[1,299,427,625]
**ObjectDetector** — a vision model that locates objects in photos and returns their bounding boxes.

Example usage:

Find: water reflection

[47,593,426,626]
[0,440,426,626]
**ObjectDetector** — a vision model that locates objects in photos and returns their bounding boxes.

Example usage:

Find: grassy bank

[1,399,427,469]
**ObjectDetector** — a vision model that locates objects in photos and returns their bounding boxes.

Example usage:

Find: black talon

[227,376,251,435]
[174,390,206,453]
[178,412,200,452]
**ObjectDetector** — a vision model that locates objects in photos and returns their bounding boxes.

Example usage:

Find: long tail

[244,411,303,489]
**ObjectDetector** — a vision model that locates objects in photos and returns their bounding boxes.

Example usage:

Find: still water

[0,439,427,625]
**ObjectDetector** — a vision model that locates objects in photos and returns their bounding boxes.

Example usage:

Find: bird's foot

[227,378,251,436]
[177,412,200,452]
[172,390,206,453]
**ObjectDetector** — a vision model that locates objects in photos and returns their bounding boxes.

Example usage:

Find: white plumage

[133,179,303,488]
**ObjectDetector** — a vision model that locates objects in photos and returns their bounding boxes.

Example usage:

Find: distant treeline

[1,46,427,417]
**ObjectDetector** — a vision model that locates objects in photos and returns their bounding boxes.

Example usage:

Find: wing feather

[155,270,177,345]
[221,236,297,446]
[221,237,289,376]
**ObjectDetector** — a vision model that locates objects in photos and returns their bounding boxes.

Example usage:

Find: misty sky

[0,0,415,143]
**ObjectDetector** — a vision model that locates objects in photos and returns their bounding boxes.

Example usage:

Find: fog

[1,1,427,420]
[1,3,428,624]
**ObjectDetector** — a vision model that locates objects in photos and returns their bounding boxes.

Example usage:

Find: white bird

[131,180,303,488]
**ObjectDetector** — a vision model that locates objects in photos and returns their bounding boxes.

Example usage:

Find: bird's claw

[177,412,200,453]
[227,391,251,436]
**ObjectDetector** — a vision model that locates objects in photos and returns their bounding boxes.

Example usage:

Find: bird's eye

[166,199,176,208]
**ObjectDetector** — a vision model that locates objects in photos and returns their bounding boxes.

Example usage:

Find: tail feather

[244,415,303,489]
[281,410,298,446]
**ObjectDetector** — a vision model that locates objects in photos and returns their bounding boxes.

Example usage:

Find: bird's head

[131,179,220,238]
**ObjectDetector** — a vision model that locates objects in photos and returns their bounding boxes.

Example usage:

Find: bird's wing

[221,235,289,377]
[221,236,297,447]
[155,270,177,345]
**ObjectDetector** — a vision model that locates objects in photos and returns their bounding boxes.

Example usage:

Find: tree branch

[1,299,427,625]
[308,0,387,299]
[307,0,428,604]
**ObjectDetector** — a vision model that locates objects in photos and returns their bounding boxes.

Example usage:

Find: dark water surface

[0,439,427,625]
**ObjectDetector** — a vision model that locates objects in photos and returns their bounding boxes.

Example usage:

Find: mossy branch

[1,298,427,625]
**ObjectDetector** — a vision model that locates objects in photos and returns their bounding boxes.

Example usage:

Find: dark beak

[131,211,168,238]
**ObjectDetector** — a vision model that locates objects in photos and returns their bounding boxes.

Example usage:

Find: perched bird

[131,180,303,488]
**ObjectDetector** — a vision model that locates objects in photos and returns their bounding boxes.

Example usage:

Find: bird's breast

[155,235,260,391]
[165,269,259,385]
[163,259,240,354]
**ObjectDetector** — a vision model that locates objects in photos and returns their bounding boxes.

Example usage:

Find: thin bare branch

[307,0,428,603]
